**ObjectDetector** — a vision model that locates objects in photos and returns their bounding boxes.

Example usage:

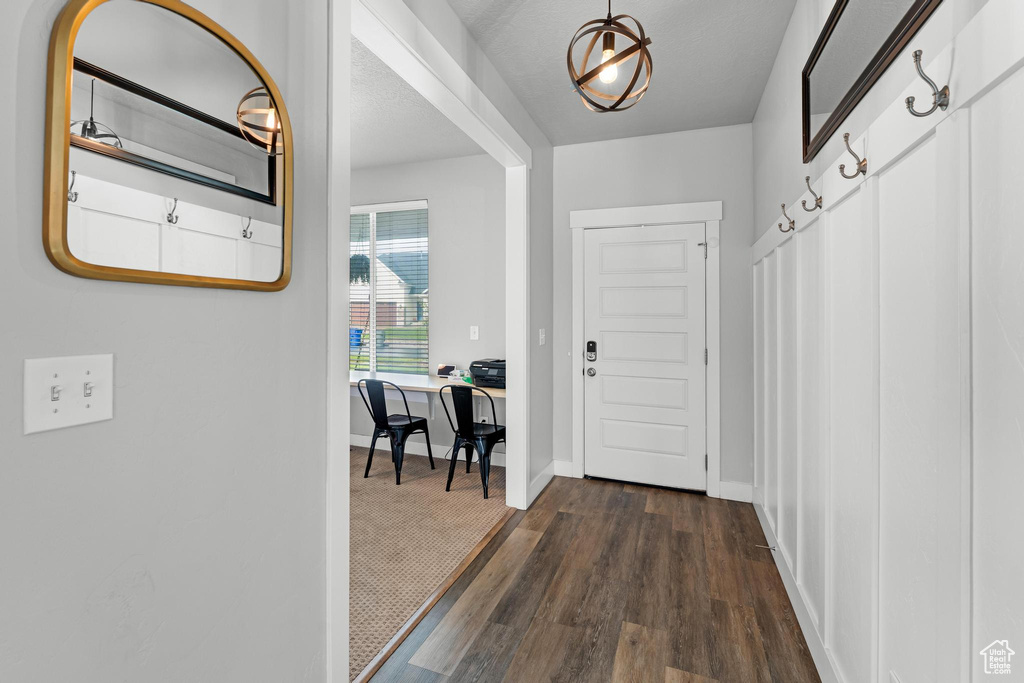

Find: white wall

[349,154,507,446]
[752,0,990,235]
[0,0,340,680]
[750,1,1024,681]
[399,0,555,488]
[351,154,505,373]
[552,124,755,486]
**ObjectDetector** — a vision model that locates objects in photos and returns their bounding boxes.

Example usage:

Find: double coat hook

[801,176,822,212]
[906,50,949,117]
[242,217,254,239]
[67,170,78,203]
[778,203,795,233]
[166,198,179,224]
[839,133,867,179]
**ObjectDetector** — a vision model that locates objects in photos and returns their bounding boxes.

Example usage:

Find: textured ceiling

[351,39,485,170]
[445,0,798,145]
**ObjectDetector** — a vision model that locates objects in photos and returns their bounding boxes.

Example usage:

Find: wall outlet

[538,328,546,346]
[24,354,114,434]
[469,325,479,341]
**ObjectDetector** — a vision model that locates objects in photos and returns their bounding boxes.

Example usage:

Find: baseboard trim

[552,460,574,477]
[528,460,554,502]
[349,433,507,467]
[718,480,753,503]
[753,503,842,683]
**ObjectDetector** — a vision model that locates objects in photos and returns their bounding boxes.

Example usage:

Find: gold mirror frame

[43,0,293,291]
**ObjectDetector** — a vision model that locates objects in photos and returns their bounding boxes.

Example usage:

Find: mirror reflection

[67,0,285,283]
[805,0,917,155]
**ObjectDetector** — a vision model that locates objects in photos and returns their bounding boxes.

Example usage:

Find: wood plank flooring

[370,476,820,683]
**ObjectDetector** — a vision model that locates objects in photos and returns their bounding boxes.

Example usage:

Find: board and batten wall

[0,0,340,680]
[552,124,755,492]
[349,154,507,452]
[750,1,1024,681]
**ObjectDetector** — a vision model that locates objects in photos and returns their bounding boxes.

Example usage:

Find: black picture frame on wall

[802,0,945,163]
[70,58,277,204]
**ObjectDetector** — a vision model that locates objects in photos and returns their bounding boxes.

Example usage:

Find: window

[350,201,429,375]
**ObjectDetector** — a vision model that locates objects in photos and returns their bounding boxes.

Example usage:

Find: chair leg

[446,437,462,492]
[390,433,404,485]
[465,442,473,473]
[423,428,435,470]
[364,430,380,478]
[476,439,491,499]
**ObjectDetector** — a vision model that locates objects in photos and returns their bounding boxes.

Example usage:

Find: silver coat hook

[801,176,822,212]
[166,198,179,225]
[67,170,78,203]
[905,50,949,117]
[778,203,795,233]
[242,216,254,239]
[839,133,867,179]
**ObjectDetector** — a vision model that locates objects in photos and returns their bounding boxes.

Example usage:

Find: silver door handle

[586,368,596,377]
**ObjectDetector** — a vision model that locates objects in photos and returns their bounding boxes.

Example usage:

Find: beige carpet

[349,445,508,680]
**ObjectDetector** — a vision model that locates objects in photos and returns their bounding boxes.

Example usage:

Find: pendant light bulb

[599,31,618,84]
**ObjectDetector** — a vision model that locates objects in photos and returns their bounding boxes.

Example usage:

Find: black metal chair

[357,379,434,485]
[439,384,505,499]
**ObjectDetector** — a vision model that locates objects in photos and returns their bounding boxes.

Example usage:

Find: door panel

[583,223,707,491]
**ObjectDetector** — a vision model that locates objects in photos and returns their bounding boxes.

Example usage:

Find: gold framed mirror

[44,0,293,291]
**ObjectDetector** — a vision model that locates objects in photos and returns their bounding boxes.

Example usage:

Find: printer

[469,358,506,389]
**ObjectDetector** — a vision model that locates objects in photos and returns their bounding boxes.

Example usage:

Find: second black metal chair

[357,379,434,485]
[439,384,505,499]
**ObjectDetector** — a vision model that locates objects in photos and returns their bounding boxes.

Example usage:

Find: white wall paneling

[751,1,1024,680]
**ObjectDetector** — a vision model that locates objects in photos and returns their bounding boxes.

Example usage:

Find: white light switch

[469,325,480,341]
[538,328,546,346]
[24,354,114,434]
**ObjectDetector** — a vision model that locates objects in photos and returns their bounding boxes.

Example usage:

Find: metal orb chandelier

[236,86,283,156]
[70,79,122,148]
[567,0,653,112]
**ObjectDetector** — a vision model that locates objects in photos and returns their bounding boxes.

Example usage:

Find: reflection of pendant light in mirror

[236,87,283,156]
[567,0,653,112]
[70,78,123,148]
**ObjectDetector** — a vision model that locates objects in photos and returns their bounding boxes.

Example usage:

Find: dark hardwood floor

[370,475,821,683]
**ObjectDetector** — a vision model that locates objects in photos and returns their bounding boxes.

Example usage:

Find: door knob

[586,368,597,377]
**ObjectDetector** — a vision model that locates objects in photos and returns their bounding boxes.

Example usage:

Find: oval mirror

[44,0,292,290]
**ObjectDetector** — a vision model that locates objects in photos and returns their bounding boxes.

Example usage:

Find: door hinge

[705,453,708,471]
[698,241,708,259]
[704,348,708,365]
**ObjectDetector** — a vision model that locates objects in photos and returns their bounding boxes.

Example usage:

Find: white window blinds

[349,202,429,375]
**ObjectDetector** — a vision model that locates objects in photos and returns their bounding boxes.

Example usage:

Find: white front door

[583,223,707,491]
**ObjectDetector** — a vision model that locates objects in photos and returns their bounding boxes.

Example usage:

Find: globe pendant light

[236,86,283,156]
[70,79,123,148]
[567,0,653,112]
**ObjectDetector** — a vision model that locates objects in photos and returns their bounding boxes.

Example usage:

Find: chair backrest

[439,384,498,437]
[357,379,410,430]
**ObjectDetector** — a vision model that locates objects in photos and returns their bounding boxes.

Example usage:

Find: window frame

[350,199,429,374]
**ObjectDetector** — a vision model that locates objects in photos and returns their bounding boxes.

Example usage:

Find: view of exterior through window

[350,202,429,375]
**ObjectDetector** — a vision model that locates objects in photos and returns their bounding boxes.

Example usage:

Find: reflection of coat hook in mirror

[801,176,822,212]
[242,216,254,240]
[67,170,78,203]
[839,133,867,179]
[166,198,179,225]
[778,203,795,233]
[906,50,949,117]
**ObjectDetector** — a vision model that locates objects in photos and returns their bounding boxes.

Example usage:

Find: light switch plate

[24,354,114,434]
[469,325,479,341]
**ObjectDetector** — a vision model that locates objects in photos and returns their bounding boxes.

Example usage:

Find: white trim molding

[569,201,724,498]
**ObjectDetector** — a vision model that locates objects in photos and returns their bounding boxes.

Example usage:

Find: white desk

[349,371,506,420]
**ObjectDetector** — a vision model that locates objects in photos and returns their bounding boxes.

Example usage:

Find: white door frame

[569,202,723,498]
[330,0,533,679]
